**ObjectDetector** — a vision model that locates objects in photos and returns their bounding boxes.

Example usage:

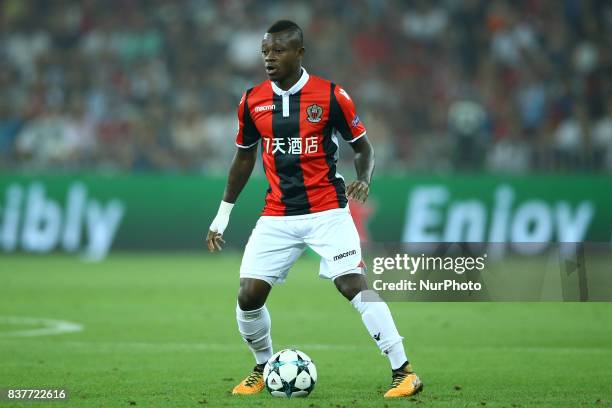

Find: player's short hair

[266,20,303,46]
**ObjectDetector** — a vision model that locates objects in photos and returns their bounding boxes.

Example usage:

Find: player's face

[261,32,303,82]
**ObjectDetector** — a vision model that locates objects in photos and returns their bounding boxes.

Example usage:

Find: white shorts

[240,207,364,286]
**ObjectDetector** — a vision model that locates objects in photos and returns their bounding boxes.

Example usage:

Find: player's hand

[206,230,226,252]
[207,201,234,253]
[346,180,369,203]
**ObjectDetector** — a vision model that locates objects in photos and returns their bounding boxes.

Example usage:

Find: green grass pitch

[1,253,611,407]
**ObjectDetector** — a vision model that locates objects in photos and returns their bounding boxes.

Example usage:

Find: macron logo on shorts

[333,250,357,261]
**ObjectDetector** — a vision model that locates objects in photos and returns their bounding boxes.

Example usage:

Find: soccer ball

[263,349,317,397]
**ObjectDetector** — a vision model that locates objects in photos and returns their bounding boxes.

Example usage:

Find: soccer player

[206,20,422,398]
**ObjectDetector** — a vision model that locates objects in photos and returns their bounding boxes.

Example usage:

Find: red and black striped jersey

[235,69,367,216]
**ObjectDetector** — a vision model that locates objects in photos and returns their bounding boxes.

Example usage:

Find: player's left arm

[331,84,375,203]
[347,135,375,203]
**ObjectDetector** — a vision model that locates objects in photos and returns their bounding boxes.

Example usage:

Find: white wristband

[217,200,234,216]
[209,201,234,234]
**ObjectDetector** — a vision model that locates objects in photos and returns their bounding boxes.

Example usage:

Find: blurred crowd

[0,0,611,174]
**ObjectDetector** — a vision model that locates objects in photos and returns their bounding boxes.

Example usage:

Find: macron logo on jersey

[255,104,276,112]
[338,88,351,100]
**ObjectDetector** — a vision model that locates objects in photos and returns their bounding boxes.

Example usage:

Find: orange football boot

[232,364,265,395]
[383,363,423,398]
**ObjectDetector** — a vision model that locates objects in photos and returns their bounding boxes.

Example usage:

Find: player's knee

[334,273,368,301]
[237,292,263,310]
[237,278,270,310]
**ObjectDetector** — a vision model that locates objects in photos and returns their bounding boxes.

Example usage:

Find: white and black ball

[263,349,317,398]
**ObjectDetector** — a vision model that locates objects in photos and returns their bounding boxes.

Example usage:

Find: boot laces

[244,370,262,387]
[391,371,409,388]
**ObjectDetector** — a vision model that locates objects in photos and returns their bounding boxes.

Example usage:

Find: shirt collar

[271,68,309,96]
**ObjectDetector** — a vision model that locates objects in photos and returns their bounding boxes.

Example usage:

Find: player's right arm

[207,91,261,252]
[206,146,257,252]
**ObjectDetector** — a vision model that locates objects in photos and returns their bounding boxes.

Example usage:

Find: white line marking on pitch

[0,316,83,338]
[18,341,611,355]
[39,341,364,352]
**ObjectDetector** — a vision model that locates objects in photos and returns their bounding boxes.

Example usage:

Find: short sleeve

[235,90,261,148]
[329,84,367,143]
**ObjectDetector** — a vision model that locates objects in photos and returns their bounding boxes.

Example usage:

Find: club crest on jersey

[306,104,323,123]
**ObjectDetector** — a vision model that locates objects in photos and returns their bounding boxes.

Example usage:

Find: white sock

[236,304,273,365]
[350,290,408,370]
